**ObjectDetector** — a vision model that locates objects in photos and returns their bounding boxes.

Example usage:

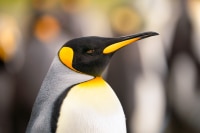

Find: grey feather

[26,56,93,133]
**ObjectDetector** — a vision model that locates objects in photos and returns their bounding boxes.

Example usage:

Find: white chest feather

[56,77,126,133]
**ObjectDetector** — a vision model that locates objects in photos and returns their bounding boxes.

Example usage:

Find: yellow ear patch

[59,47,77,72]
[103,37,140,54]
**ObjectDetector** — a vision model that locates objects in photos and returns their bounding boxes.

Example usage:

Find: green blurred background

[1,0,200,133]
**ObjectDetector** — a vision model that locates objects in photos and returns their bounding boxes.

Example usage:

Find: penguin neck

[52,55,95,82]
[26,55,95,132]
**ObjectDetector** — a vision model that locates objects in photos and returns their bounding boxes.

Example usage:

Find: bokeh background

[1,0,200,133]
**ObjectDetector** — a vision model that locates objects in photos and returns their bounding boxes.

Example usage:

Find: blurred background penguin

[1,0,200,133]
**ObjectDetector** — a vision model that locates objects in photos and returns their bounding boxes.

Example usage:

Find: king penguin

[26,31,158,133]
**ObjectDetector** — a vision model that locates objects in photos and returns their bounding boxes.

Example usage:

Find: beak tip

[139,31,159,39]
[151,32,159,36]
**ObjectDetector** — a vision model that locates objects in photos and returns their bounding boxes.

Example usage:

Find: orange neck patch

[78,77,108,89]
[58,47,78,72]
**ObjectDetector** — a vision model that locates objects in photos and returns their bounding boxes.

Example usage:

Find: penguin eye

[86,49,95,55]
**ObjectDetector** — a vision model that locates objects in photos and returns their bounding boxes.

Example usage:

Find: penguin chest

[56,77,126,133]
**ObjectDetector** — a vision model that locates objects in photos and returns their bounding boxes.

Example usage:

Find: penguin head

[58,32,158,76]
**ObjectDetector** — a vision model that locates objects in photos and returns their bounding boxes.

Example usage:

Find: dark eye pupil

[86,49,95,54]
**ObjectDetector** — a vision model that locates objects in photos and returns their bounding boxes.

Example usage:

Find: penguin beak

[103,31,159,54]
